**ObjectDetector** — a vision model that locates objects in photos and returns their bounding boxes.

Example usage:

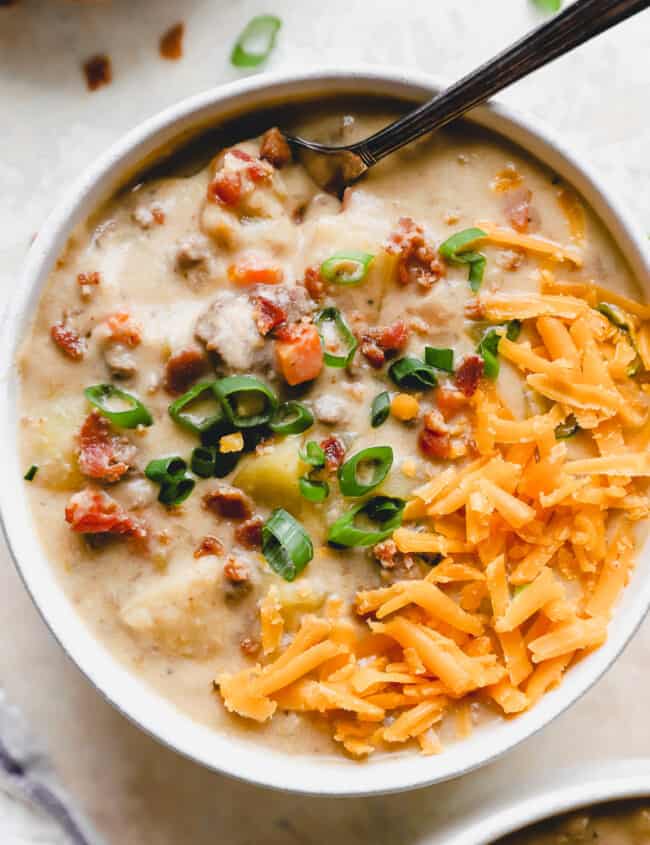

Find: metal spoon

[285,0,649,188]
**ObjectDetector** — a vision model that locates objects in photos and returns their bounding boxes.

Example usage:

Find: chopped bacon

[65,487,145,538]
[320,436,346,472]
[373,539,400,569]
[240,636,261,657]
[505,187,533,233]
[419,411,452,460]
[194,535,225,559]
[303,265,325,302]
[207,170,242,206]
[228,257,284,287]
[223,556,250,583]
[496,248,525,272]
[235,516,264,549]
[454,355,484,398]
[51,322,85,360]
[77,411,136,482]
[163,346,209,395]
[436,387,469,420]
[203,485,253,520]
[275,322,323,386]
[152,206,166,225]
[465,299,485,321]
[253,296,287,336]
[386,217,446,288]
[77,271,101,287]
[259,127,292,169]
[104,311,142,347]
[360,319,409,368]
[228,148,273,183]
[83,54,112,92]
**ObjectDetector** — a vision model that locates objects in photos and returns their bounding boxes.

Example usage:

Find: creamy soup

[18,105,650,759]
[497,799,650,844]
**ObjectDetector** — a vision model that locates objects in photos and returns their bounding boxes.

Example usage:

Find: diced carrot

[275,324,323,386]
[228,257,284,287]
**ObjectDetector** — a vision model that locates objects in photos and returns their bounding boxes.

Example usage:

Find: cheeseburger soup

[19,108,650,758]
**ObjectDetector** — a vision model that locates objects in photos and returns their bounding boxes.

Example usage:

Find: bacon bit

[51,322,85,360]
[228,258,284,287]
[491,163,522,193]
[207,171,242,206]
[454,355,484,398]
[78,412,136,482]
[193,535,225,559]
[105,311,142,347]
[203,486,253,520]
[259,127,292,169]
[386,217,446,288]
[419,411,452,460]
[360,319,409,368]
[65,487,145,538]
[320,436,346,472]
[152,206,166,225]
[235,516,264,549]
[496,248,526,271]
[373,539,400,569]
[240,636,261,657]
[505,187,533,233]
[228,148,273,183]
[465,299,485,321]
[223,556,250,583]
[275,322,323,386]
[253,296,287,336]
[164,346,209,395]
[159,22,184,60]
[303,265,326,301]
[83,54,112,91]
[77,271,101,287]
[436,387,469,420]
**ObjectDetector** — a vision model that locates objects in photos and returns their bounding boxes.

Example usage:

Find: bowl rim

[2,64,650,797]
[444,759,650,844]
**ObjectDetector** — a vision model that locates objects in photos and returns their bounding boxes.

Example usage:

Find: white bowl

[2,67,650,796]
[445,758,650,844]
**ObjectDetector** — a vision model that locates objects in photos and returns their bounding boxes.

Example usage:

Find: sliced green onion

[190,445,240,478]
[269,401,314,435]
[85,384,153,428]
[262,508,313,581]
[300,441,325,469]
[596,302,629,329]
[424,347,455,373]
[506,319,522,341]
[215,375,278,428]
[315,307,358,368]
[230,15,281,68]
[327,496,405,548]
[168,381,226,437]
[371,391,390,428]
[299,476,330,503]
[476,320,520,380]
[389,356,437,391]
[145,456,195,506]
[555,415,580,440]
[320,252,375,286]
[439,228,487,292]
[533,0,562,12]
[24,465,38,481]
[338,446,393,497]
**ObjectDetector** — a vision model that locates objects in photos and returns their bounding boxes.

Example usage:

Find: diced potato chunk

[234,437,305,512]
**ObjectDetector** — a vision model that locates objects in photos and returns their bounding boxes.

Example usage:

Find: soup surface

[19,106,650,759]
[497,798,650,844]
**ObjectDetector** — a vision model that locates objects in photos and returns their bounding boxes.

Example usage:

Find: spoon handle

[353,0,650,166]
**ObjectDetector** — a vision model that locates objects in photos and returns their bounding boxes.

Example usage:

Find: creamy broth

[497,799,650,844]
[18,105,646,758]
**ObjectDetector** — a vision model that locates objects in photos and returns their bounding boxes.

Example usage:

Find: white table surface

[1,1,650,843]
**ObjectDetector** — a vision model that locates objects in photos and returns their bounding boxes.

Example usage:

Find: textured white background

[1,1,650,843]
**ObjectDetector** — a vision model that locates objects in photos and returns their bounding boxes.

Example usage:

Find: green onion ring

[338,446,393,497]
[371,391,390,428]
[315,307,358,368]
[327,496,405,548]
[320,252,375,286]
[145,456,195,506]
[230,15,282,68]
[168,381,227,437]
[554,415,580,440]
[424,347,455,373]
[269,401,314,435]
[24,465,38,481]
[158,476,195,506]
[190,445,240,478]
[439,228,487,292]
[215,375,278,428]
[299,476,330,503]
[85,384,153,428]
[300,441,326,469]
[388,356,438,391]
[476,320,521,380]
[262,508,313,581]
